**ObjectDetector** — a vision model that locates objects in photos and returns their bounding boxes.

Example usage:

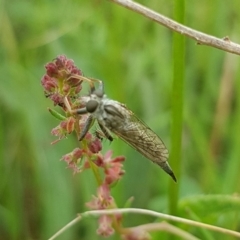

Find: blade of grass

[168,0,185,215]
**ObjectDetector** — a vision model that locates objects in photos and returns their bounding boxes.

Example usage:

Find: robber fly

[64,77,176,182]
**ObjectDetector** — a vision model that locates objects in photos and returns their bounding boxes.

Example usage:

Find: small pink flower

[82,132,102,154]
[86,184,115,210]
[100,151,125,184]
[111,156,125,164]
[61,148,85,174]
[94,155,104,167]
[103,150,114,164]
[105,163,125,185]
[85,195,101,210]
[51,117,76,141]
[45,62,59,78]
[102,151,125,165]
[97,184,112,206]
[60,117,76,134]
[51,125,65,140]
[121,229,151,240]
[61,148,84,162]
[41,75,58,92]
[97,215,114,237]
[88,137,102,153]
[48,93,64,106]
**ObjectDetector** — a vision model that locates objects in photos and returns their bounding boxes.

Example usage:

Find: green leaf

[179,194,240,217]
[48,108,66,120]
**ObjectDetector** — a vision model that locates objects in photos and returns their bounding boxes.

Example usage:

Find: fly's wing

[110,107,176,182]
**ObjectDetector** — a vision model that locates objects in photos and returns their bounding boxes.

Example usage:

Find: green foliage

[179,194,240,218]
[168,0,185,218]
[0,0,240,239]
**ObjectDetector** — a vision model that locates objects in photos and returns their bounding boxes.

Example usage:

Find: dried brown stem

[109,0,240,55]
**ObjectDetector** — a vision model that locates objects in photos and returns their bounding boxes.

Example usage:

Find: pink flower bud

[97,215,114,237]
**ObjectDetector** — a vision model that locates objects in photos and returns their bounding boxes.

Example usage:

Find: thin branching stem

[49,208,240,240]
[126,222,200,240]
[109,0,240,55]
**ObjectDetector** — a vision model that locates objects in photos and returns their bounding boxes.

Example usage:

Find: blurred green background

[1,0,240,239]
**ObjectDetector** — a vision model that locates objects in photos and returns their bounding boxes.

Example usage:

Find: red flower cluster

[85,151,125,237]
[95,151,125,185]
[86,183,122,237]
[41,55,83,106]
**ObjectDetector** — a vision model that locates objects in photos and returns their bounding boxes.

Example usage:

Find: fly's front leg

[78,115,94,141]
[67,74,104,95]
[76,76,104,95]
[63,96,88,115]
[63,96,93,141]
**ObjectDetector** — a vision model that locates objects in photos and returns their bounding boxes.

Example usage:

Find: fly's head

[85,82,106,114]
[84,80,126,130]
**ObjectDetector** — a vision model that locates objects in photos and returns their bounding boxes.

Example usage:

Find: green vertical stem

[168,0,185,216]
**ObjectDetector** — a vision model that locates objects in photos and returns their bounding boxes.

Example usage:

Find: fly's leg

[94,130,105,141]
[71,75,104,95]
[98,122,113,142]
[66,73,105,94]
[79,115,94,141]
[63,96,94,141]
[63,96,88,115]
[88,77,104,97]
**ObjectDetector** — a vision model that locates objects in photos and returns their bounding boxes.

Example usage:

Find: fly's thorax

[94,98,129,130]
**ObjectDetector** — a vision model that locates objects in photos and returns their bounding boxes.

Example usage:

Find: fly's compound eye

[86,100,98,113]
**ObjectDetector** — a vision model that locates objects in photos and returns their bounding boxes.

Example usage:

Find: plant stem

[48,208,240,240]
[168,0,185,216]
[109,0,240,55]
